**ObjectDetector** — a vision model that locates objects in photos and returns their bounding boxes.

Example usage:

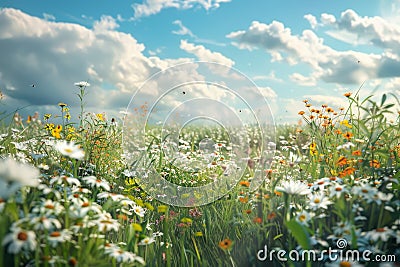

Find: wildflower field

[0,86,399,267]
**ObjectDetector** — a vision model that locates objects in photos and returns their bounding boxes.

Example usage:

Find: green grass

[0,91,399,266]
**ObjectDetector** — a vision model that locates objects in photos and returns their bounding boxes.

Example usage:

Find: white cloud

[0,8,192,119]
[226,13,400,85]
[0,8,253,126]
[320,13,336,24]
[172,19,226,47]
[93,15,119,32]
[180,40,234,67]
[290,73,317,86]
[319,9,400,51]
[252,71,283,82]
[43,13,55,21]
[172,20,195,37]
[148,47,163,56]
[132,0,231,19]
[257,86,277,99]
[304,14,318,29]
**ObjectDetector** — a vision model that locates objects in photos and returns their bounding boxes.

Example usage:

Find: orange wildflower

[238,197,248,203]
[336,156,347,166]
[239,181,250,187]
[369,159,380,168]
[352,150,362,156]
[218,238,233,251]
[267,212,277,220]
[339,167,356,177]
[335,129,342,135]
[342,132,353,140]
[253,217,262,224]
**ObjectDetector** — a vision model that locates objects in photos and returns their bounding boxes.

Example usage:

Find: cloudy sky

[0,0,400,125]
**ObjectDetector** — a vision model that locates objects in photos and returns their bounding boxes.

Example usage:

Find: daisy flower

[138,236,155,246]
[54,140,85,160]
[95,212,120,232]
[69,201,102,219]
[74,81,90,88]
[33,199,65,216]
[104,243,145,264]
[47,229,72,247]
[295,210,312,226]
[364,227,394,242]
[50,175,81,187]
[308,192,332,210]
[97,192,126,202]
[71,187,92,194]
[131,205,146,217]
[310,177,331,191]
[336,142,355,150]
[332,221,353,237]
[0,157,40,187]
[83,176,110,191]
[2,227,37,254]
[31,216,62,231]
[108,249,144,264]
[116,198,136,215]
[275,179,311,196]
[329,184,348,199]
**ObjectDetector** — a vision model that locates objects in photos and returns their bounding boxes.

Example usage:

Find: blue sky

[0,0,399,124]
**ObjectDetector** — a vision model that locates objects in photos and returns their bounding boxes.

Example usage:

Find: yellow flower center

[64,148,73,154]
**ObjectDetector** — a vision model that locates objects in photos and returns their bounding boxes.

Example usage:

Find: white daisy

[69,201,102,219]
[0,157,40,187]
[97,192,126,202]
[295,210,312,226]
[309,192,332,210]
[47,229,72,247]
[364,227,394,242]
[2,227,37,254]
[329,184,348,199]
[275,179,311,195]
[54,140,85,160]
[31,216,62,231]
[138,236,155,246]
[74,81,90,88]
[95,212,120,232]
[131,205,146,217]
[50,175,81,187]
[33,199,65,216]
[82,176,110,191]
[104,243,145,264]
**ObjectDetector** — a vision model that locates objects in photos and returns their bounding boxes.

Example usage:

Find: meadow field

[0,89,399,267]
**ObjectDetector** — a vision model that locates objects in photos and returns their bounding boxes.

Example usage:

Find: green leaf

[285,219,311,250]
[381,93,387,106]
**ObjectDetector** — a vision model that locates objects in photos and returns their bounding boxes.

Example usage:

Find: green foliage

[0,89,399,266]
